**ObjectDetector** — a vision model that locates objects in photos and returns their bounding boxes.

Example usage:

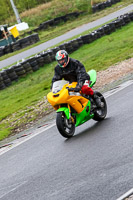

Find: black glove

[75,85,81,92]
[68,85,81,92]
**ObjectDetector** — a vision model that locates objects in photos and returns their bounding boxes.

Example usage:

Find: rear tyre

[56,112,75,138]
[93,91,107,121]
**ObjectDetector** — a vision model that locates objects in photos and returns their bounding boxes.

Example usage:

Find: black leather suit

[51,58,90,88]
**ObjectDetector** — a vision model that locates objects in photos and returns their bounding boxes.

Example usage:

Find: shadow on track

[64,117,111,143]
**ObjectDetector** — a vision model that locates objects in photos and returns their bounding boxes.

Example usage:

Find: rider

[51,50,101,107]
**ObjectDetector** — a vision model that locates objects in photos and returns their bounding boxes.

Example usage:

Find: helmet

[55,50,69,68]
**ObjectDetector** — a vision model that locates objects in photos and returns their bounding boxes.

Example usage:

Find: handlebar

[67,87,81,92]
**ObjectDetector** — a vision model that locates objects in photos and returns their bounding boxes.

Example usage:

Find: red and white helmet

[55,50,69,67]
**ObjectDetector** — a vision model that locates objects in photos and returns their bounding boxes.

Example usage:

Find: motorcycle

[47,69,107,138]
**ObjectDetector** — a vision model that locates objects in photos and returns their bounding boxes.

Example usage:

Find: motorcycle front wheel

[56,112,75,138]
[93,91,107,121]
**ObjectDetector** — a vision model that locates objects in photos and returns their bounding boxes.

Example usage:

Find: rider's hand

[68,85,81,92]
[75,85,81,92]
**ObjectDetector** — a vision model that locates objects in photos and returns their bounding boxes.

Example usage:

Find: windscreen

[52,80,69,93]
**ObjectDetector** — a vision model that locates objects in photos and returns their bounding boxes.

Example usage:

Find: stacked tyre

[107,22,116,32]
[19,38,30,49]
[81,34,93,44]
[106,0,112,7]
[92,0,121,13]
[39,22,49,30]
[63,41,74,54]
[37,12,82,31]
[58,44,67,52]
[129,12,133,21]
[21,60,33,74]
[96,27,105,36]
[4,45,12,54]
[51,47,60,55]
[0,73,6,90]
[54,17,63,25]
[30,33,40,43]
[46,49,55,61]
[65,12,79,20]
[13,64,24,78]
[1,70,12,87]
[28,57,40,71]
[0,47,4,57]
[76,37,84,47]
[102,24,112,34]
[113,18,123,29]
[70,39,79,51]
[11,41,21,51]
[47,47,60,61]
[35,55,45,67]
[92,30,102,39]
[120,14,131,24]
[6,67,18,82]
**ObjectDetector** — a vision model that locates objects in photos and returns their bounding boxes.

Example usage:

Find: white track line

[116,188,133,200]
[0,123,55,156]
[0,181,27,199]
[104,80,133,98]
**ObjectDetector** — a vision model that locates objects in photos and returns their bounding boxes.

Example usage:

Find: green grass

[0,0,133,63]
[0,21,133,141]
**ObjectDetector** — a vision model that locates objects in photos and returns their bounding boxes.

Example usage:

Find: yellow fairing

[47,82,89,113]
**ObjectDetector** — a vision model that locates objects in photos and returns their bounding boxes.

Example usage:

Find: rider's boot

[81,85,102,108]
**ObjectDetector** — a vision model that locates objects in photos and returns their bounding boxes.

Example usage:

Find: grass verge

[0,21,133,140]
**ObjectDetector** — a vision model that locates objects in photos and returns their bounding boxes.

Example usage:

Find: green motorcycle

[47,69,107,138]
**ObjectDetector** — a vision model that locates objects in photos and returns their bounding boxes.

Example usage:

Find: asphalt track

[0,4,133,68]
[0,81,133,200]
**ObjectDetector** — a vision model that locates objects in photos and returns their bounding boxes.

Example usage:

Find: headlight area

[69,92,81,96]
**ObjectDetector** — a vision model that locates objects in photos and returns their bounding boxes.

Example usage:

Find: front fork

[68,104,75,124]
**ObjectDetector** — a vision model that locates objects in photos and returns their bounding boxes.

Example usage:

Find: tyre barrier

[11,41,21,51]
[0,70,12,87]
[0,33,40,58]
[0,12,133,91]
[33,12,84,32]
[13,64,26,78]
[6,67,19,82]
[0,47,4,57]
[92,0,121,13]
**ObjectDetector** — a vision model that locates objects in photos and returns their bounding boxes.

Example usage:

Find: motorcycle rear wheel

[56,112,75,138]
[93,91,107,121]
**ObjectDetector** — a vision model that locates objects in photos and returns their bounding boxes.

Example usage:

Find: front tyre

[93,91,107,121]
[56,112,75,138]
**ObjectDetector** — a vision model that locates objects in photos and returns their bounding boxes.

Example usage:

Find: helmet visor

[58,58,66,65]
[58,58,69,67]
